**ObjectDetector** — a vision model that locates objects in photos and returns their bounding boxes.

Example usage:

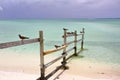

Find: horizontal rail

[77,49,83,55]
[66,34,75,37]
[44,45,67,55]
[45,64,64,80]
[66,49,83,61]
[62,34,75,38]
[67,41,74,45]
[45,53,67,68]
[76,39,82,43]
[0,38,39,49]
[66,47,74,53]
[66,39,82,46]
[77,33,84,36]
[62,33,84,38]
[66,53,75,61]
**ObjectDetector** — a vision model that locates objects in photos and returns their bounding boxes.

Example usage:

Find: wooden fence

[37,28,85,80]
[0,28,85,80]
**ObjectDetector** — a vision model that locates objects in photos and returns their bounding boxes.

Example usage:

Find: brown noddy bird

[63,28,68,31]
[80,31,83,33]
[54,45,61,49]
[19,34,29,40]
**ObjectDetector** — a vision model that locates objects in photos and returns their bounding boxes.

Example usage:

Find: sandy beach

[0,51,120,80]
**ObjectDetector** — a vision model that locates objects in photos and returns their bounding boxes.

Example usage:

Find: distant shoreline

[0,18,120,20]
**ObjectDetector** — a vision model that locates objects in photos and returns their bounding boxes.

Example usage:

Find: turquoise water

[0,19,120,64]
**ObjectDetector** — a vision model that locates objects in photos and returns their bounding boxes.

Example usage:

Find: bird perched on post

[67,32,71,34]
[18,34,29,40]
[63,28,68,31]
[54,45,61,49]
[71,32,75,34]
[80,31,83,33]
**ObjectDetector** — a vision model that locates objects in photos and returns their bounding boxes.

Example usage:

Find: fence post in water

[62,28,67,69]
[39,31,45,80]
[81,28,85,50]
[74,30,77,56]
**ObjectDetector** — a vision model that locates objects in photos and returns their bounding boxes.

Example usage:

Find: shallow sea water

[0,19,120,65]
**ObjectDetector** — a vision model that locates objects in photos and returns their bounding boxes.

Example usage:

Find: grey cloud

[0,0,120,19]
[0,6,3,11]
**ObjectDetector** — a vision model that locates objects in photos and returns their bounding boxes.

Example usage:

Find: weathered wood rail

[0,38,39,49]
[0,28,85,80]
[37,28,85,80]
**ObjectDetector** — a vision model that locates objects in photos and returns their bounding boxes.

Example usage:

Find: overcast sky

[0,0,120,19]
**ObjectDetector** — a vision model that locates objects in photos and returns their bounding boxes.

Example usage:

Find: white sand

[0,51,120,80]
[0,71,120,80]
[0,71,38,80]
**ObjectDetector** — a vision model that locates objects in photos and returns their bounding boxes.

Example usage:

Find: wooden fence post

[81,28,85,50]
[39,31,45,80]
[62,29,67,69]
[74,30,77,56]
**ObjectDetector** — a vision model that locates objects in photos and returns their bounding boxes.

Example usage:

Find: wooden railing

[37,28,85,80]
[0,28,85,80]
[0,38,40,49]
